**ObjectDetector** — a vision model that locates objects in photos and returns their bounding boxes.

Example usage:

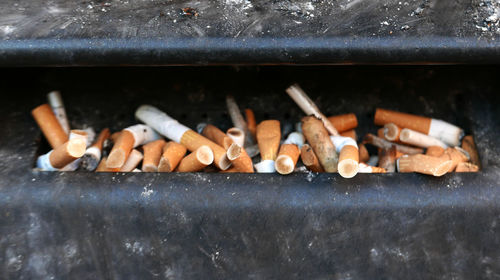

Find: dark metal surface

[0,66,499,279]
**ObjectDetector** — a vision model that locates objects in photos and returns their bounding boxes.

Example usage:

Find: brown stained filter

[398,154,453,176]
[302,116,338,172]
[176,145,214,172]
[202,124,233,150]
[142,139,166,172]
[32,104,68,149]
[230,148,254,173]
[96,157,121,172]
[440,147,469,172]
[91,128,110,150]
[378,146,396,172]
[338,145,359,178]
[377,128,385,138]
[462,135,481,168]
[49,138,86,169]
[275,144,300,175]
[106,130,135,168]
[110,131,121,143]
[256,120,281,161]
[245,109,257,139]
[455,162,479,172]
[363,133,424,155]
[426,146,445,157]
[300,145,325,173]
[374,108,432,134]
[226,143,242,160]
[383,123,401,142]
[327,113,358,133]
[358,143,370,163]
[180,130,231,170]
[120,149,144,172]
[158,141,187,172]
[340,129,357,140]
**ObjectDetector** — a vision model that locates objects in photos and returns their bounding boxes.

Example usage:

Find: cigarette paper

[358,143,370,163]
[461,135,481,168]
[96,157,120,172]
[120,149,143,172]
[286,84,339,136]
[226,95,254,146]
[79,128,110,171]
[32,104,68,149]
[425,146,445,157]
[374,108,463,146]
[158,141,187,172]
[383,123,401,142]
[226,127,245,148]
[300,144,325,173]
[202,124,233,150]
[302,116,338,172]
[340,129,357,141]
[378,146,396,172]
[327,113,358,133]
[330,135,359,178]
[455,162,479,172]
[363,133,424,155]
[397,154,453,176]
[106,124,160,168]
[245,109,257,139]
[256,120,281,161]
[176,145,214,172]
[283,132,305,148]
[439,147,469,172]
[142,139,166,172]
[47,91,71,135]
[37,138,86,171]
[399,128,448,148]
[358,163,386,173]
[135,105,231,170]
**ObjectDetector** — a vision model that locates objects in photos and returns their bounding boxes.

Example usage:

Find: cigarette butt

[439,147,469,172]
[96,157,121,172]
[176,145,214,172]
[300,144,325,173]
[284,132,305,148]
[226,95,254,146]
[340,129,357,141]
[358,163,387,173]
[47,91,71,134]
[327,113,358,133]
[91,128,110,151]
[426,146,445,157]
[245,109,257,139]
[120,149,143,172]
[383,123,401,142]
[275,144,300,175]
[230,148,254,173]
[226,127,245,148]
[110,131,121,143]
[70,129,88,143]
[79,128,111,171]
[378,146,396,172]
[220,167,240,173]
[302,116,338,172]
[226,143,242,160]
[461,135,480,168]
[158,141,187,172]
[37,138,86,171]
[358,143,370,163]
[455,162,479,172]
[331,135,359,178]
[399,128,448,148]
[254,160,276,173]
[180,130,231,170]
[397,154,453,176]
[256,120,281,161]
[377,128,385,139]
[142,139,166,172]
[32,104,68,149]
[363,133,424,155]
[202,124,233,150]
[374,108,463,146]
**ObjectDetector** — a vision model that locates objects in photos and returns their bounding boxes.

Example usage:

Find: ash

[475,0,500,33]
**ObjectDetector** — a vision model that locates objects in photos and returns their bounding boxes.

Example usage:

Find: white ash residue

[475,0,500,33]
[141,185,154,198]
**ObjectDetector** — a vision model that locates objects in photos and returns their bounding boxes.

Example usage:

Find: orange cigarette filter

[440,147,468,172]
[202,124,233,150]
[375,108,431,133]
[158,141,187,172]
[245,108,257,139]
[180,130,231,170]
[230,147,254,173]
[302,116,338,172]
[337,145,359,178]
[300,144,325,172]
[461,135,480,168]
[176,145,214,172]
[358,143,370,163]
[110,131,121,143]
[106,130,135,168]
[275,144,300,175]
[256,120,281,161]
[358,163,387,173]
[378,146,396,172]
[397,154,453,177]
[96,157,121,172]
[49,139,86,169]
[426,146,445,157]
[327,113,358,133]
[455,162,479,172]
[383,123,401,142]
[91,128,110,150]
[340,129,357,140]
[32,104,68,148]
[142,139,166,172]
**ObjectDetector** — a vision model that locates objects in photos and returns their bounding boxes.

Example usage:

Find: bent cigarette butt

[96,157,121,172]
[455,162,479,172]
[256,120,281,161]
[202,124,233,150]
[226,95,254,146]
[358,143,370,163]
[176,145,214,172]
[158,141,187,172]
[300,144,325,173]
[340,129,357,141]
[426,145,445,157]
[120,149,143,172]
[397,154,453,176]
[331,135,359,178]
[358,163,386,173]
[302,116,338,172]
[440,147,469,172]
[364,133,424,155]
[37,138,86,171]
[383,123,401,142]
[230,148,254,173]
[135,105,230,170]
[32,104,68,149]
[327,113,358,133]
[47,91,70,134]
[378,146,397,172]
[461,135,480,168]
[226,127,245,148]
[374,108,463,146]
[275,144,300,175]
[245,109,257,139]
[142,139,166,172]
[399,128,448,148]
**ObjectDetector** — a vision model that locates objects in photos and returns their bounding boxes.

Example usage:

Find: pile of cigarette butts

[32,84,480,178]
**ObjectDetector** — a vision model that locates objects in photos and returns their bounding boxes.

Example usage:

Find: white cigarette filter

[358,163,387,173]
[135,105,231,170]
[47,91,70,135]
[255,159,276,173]
[283,132,305,148]
[330,135,359,178]
[399,128,448,149]
[226,127,245,147]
